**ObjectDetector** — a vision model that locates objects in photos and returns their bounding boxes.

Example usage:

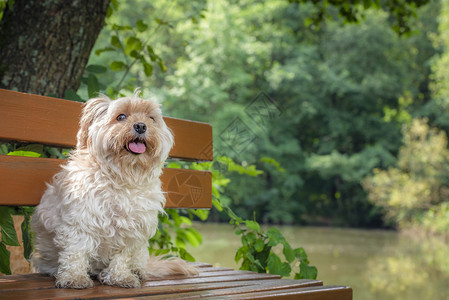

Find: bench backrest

[0,89,213,209]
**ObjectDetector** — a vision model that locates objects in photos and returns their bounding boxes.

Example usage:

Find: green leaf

[190,209,209,221]
[110,36,122,48]
[245,251,255,264]
[112,24,132,31]
[151,248,170,257]
[110,61,127,71]
[7,151,40,158]
[184,228,202,247]
[212,199,223,211]
[243,232,257,244]
[124,36,143,57]
[217,156,263,176]
[254,239,265,252]
[95,47,116,56]
[86,64,107,74]
[234,247,245,263]
[294,247,309,262]
[158,60,167,73]
[225,207,243,224]
[0,207,20,246]
[14,144,44,156]
[21,210,33,260]
[267,253,291,277]
[267,227,284,247]
[245,220,260,232]
[136,19,148,32]
[298,261,318,279]
[261,157,286,172]
[147,45,158,61]
[283,243,295,263]
[175,235,186,249]
[155,18,167,25]
[178,248,195,262]
[0,243,11,275]
[143,61,153,77]
[64,89,83,102]
[179,216,192,226]
[87,74,100,98]
[166,162,181,169]
[106,4,114,18]
[0,144,8,155]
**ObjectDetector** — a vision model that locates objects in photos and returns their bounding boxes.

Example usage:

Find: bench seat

[0,263,352,299]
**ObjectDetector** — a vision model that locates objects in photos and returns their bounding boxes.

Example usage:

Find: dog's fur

[31,92,198,289]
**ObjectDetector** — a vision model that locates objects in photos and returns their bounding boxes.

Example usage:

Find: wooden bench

[0,89,352,299]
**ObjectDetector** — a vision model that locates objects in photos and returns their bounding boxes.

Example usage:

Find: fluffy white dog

[31,92,198,289]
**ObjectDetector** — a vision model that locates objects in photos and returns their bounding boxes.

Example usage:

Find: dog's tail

[146,256,199,277]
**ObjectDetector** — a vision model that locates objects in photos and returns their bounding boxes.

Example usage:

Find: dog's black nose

[133,122,147,134]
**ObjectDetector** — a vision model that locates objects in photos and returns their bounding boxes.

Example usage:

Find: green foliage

[363,118,449,232]
[232,213,317,279]
[420,202,449,236]
[212,159,317,278]
[0,207,20,247]
[149,210,202,262]
[138,0,439,227]
[290,0,430,35]
[0,206,33,275]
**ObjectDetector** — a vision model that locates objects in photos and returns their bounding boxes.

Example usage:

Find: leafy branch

[186,156,318,279]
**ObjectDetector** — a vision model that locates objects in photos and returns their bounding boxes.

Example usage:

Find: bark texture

[0,0,110,97]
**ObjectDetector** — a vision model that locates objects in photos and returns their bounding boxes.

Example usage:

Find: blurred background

[2,0,449,298]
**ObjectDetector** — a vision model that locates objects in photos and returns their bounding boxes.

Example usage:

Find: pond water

[187,223,449,300]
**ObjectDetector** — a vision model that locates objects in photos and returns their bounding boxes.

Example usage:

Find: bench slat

[0,155,211,209]
[145,280,325,299]
[0,89,213,161]
[217,285,353,300]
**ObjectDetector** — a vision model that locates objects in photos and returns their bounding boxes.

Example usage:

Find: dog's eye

[116,114,127,121]
[149,116,155,122]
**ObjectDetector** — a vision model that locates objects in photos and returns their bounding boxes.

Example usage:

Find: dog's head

[76,92,174,171]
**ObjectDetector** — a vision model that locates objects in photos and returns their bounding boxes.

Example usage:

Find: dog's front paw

[55,273,94,289]
[99,270,141,288]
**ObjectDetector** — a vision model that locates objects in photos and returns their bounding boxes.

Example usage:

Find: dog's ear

[76,96,110,149]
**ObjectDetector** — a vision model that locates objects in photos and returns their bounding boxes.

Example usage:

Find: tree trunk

[0,0,110,98]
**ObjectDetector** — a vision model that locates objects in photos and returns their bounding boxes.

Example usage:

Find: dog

[31,91,198,289]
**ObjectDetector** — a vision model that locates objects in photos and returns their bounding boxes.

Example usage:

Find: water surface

[187,223,449,299]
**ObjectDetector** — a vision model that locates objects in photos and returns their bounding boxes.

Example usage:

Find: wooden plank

[0,155,211,208]
[142,272,281,287]
[187,262,213,268]
[195,267,234,273]
[162,167,212,209]
[0,270,255,292]
[0,281,255,300]
[207,285,353,300]
[143,279,324,300]
[0,89,213,161]
[0,272,326,300]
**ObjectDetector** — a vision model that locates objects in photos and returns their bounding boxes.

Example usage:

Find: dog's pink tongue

[129,142,146,153]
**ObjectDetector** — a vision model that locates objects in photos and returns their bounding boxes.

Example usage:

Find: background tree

[109,0,436,227]
[0,0,429,98]
[0,0,110,98]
